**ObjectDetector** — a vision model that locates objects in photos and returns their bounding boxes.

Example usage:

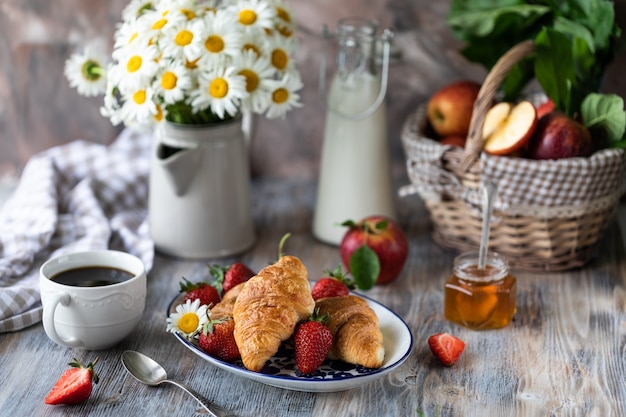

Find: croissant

[210,282,247,320]
[233,255,315,372]
[315,295,385,369]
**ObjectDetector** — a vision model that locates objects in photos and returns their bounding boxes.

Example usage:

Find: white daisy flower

[139,6,187,39]
[118,86,158,127]
[166,299,208,339]
[121,0,157,21]
[197,9,243,66]
[100,71,124,126]
[113,17,151,54]
[265,72,302,119]
[240,30,267,58]
[270,0,296,38]
[64,48,109,97]
[154,60,193,104]
[191,65,248,119]
[233,49,274,113]
[114,44,160,92]
[228,0,275,34]
[265,32,296,73]
[159,17,204,62]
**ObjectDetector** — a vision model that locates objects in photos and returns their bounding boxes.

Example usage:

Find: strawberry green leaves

[349,245,380,291]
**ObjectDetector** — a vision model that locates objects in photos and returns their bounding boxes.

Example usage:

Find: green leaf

[534,28,577,116]
[581,93,626,145]
[349,246,380,291]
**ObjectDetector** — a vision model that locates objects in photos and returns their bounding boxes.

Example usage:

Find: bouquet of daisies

[64,0,303,131]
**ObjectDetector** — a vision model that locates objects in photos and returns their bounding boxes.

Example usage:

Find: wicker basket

[400,40,626,271]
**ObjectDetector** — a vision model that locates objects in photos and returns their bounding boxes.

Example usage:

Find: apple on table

[427,80,482,137]
[340,216,408,289]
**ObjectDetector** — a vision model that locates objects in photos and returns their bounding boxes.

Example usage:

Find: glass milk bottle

[313,18,396,245]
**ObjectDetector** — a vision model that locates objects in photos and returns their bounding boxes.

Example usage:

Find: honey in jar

[444,251,516,330]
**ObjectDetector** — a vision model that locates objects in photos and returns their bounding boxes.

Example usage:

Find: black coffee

[51,266,134,287]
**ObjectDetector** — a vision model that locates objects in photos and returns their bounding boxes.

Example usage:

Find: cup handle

[42,292,84,348]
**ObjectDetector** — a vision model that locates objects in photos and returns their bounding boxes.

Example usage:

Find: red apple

[483,101,537,155]
[340,216,408,287]
[527,112,592,160]
[440,135,467,148]
[427,80,481,137]
[536,98,555,119]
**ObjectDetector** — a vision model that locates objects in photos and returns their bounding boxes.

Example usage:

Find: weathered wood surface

[1,178,625,417]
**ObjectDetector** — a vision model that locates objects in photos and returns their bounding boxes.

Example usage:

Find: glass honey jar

[444,251,516,330]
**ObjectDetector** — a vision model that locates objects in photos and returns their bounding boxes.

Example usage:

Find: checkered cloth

[0,129,154,332]
[400,106,626,216]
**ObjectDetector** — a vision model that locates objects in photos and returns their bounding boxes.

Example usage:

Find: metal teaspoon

[121,350,234,417]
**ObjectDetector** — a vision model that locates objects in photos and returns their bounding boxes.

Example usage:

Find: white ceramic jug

[149,115,255,258]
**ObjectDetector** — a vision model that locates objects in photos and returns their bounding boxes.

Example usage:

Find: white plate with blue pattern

[168,292,413,392]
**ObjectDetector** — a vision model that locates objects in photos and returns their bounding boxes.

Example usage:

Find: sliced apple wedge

[483,100,537,155]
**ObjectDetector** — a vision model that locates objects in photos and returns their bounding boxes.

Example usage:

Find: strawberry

[209,262,255,294]
[294,310,333,374]
[428,333,465,367]
[179,277,221,308]
[311,265,354,301]
[198,317,240,362]
[45,357,99,405]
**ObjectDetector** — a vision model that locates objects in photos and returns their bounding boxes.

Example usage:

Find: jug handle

[319,26,393,121]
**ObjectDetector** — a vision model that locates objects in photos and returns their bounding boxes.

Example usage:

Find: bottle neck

[336,18,379,79]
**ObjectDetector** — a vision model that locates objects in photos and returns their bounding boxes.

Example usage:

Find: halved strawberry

[179,277,221,308]
[428,333,465,367]
[45,358,99,405]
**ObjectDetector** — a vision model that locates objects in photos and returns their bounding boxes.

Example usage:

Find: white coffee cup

[39,250,147,350]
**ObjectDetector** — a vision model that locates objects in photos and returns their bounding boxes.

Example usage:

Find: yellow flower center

[161,71,177,90]
[276,7,291,23]
[127,55,143,73]
[239,69,259,92]
[185,58,200,69]
[243,43,261,56]
[209,78,229,98]
[178,312,199,333]
[175,29,193,46]
[152,18,167,30]
[205,35,225,53]
[129,32,139,44]
[272,88,289,104]
[181,8,195,19]
[277,25,292,37]
[133,89,147,104]
[271,49,288,70]
[154,105,164,121]
[239,9,257,25]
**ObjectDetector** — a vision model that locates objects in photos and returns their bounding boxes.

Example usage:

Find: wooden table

[1,178,625,416]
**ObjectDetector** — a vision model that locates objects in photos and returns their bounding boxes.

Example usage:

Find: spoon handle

[163,379,233,417]
[478,181,497,270]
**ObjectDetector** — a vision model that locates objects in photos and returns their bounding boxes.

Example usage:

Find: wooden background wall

[1,0,624,181]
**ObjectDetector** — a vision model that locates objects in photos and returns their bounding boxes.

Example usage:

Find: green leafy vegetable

[581,94,626,147]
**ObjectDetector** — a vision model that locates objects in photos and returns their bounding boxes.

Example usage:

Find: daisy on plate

[64,48,108,97]
[265,72,302,119]
[166,299,208,339]
[233,49,274,113]
[196,8,243,66]
[191,65,248,119]
[228,0,275,35]
[154,60,193,105]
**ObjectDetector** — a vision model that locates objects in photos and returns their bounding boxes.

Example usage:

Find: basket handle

[460,40,536,172]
